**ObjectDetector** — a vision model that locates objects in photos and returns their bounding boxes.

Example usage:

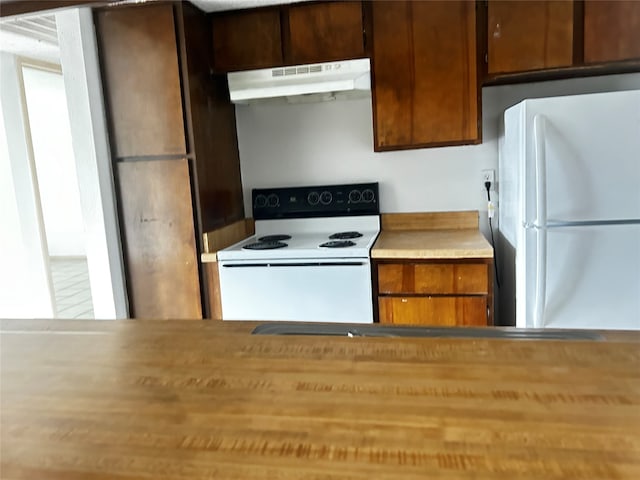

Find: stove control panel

[252,182,379,219]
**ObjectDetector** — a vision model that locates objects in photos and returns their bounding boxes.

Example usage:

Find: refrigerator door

[524,222,640,330]
[523,90,640,226]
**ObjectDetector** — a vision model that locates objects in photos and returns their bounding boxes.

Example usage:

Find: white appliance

[499,90,640,330]
[217,183,380,323]
[227,58,370,104]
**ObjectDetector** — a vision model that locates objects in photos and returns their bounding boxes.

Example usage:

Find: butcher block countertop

[2,319,639,479]
[372,229,493,259]
[372,211,495,260]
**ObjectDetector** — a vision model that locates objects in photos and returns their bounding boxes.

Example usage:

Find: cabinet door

[212,9,283,71]
[117,159,202,319]
[584,0,640,64]
[487,0,574,74]
[379,297,487,326]
[371,1,479,150]
[180,3,245,232]
[378,263,488,295]
[287,1,365,65]
[95,4,186,158]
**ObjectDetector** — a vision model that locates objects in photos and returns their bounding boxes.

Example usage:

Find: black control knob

[348,189,361,204]
[319,191,333,205]
[267,194,279,207]
[362,189,375,203]
[254,194,267,208]
[307,191,320,205]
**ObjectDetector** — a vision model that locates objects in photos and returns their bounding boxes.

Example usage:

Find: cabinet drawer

[378,297,487,326]
[378,263,488,295]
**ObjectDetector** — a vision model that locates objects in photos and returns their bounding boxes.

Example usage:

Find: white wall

[236,72,640,236]
[0,52,55,318]
[22,65,85,256]
[56,8,129,319]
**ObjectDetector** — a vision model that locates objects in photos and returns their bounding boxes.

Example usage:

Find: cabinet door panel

[288,1,364,64]
[212,9,283,71]
[488,0,574,74]
[584,1,640,64]
[181,4,245,232]
[372,1,478,149]
[117,159,202,319]
[378,264,488,295]
[95,5,186,158]
[378,297,487,326]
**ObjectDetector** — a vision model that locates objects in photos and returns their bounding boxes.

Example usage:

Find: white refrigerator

[498,90,640,330]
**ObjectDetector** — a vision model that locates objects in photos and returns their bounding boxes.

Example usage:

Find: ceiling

[0,0,313,64]
[0,13,60,64]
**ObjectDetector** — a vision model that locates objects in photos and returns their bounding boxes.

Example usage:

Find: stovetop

[218,183,381,261]
[217,215,380,261]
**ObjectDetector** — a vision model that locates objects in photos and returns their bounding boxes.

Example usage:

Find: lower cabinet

[375,260,493,326]
[379,297,487,326]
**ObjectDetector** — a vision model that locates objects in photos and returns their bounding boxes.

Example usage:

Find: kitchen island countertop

[1,319,639,479]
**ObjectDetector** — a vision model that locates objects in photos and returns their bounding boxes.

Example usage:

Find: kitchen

[1,0,639,327]
[1,1,640,478]
[85,0,639,328]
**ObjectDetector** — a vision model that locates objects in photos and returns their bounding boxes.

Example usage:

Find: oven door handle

[222,261,367,268]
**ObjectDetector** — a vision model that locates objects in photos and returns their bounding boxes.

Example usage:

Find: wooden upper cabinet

[487,0,574,74]
[211,2,365,71]
[211,9,283,71]
[94,4,186,158]
[371,1,479,150]
[287,1,365,64]
[584,0,640,64]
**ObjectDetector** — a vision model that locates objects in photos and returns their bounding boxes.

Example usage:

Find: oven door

[218,259,374,323]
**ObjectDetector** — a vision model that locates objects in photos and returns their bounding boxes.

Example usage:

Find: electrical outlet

[481,169,495,188]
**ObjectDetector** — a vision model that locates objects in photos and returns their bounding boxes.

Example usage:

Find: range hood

[227,58,371,104]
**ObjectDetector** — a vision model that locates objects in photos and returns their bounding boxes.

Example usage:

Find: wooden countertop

[372,228,494,259]
[2,319,639,479]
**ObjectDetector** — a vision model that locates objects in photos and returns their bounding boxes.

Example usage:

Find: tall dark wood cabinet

[95,2,244,319]
[370,0,480,150]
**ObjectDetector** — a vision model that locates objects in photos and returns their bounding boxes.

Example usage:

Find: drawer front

[378,297,488,326]
[378,263,488,295]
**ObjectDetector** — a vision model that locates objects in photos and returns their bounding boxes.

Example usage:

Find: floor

[50,257,94,319]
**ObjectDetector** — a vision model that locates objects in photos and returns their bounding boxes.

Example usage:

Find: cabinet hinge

[485,53,488,64]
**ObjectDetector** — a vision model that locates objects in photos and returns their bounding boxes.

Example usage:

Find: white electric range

[217,183,380,323]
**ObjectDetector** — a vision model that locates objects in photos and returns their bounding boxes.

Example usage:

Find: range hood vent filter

[228,58,371,104]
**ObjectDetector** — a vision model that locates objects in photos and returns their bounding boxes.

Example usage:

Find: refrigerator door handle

[532,115,548,328]
[546,218,640,228]
[533,114,548,228]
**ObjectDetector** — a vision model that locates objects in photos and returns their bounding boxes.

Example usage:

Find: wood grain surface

[95,4,187,158]
[287,1,365,64]
[372,229,493,259]
[371,0,479,150]
[116,159,202,319]
[2,320,639,479]
[487,0,574,74]
[380,211,479,231]
[584,0,640,64]
[212,8,283,71]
